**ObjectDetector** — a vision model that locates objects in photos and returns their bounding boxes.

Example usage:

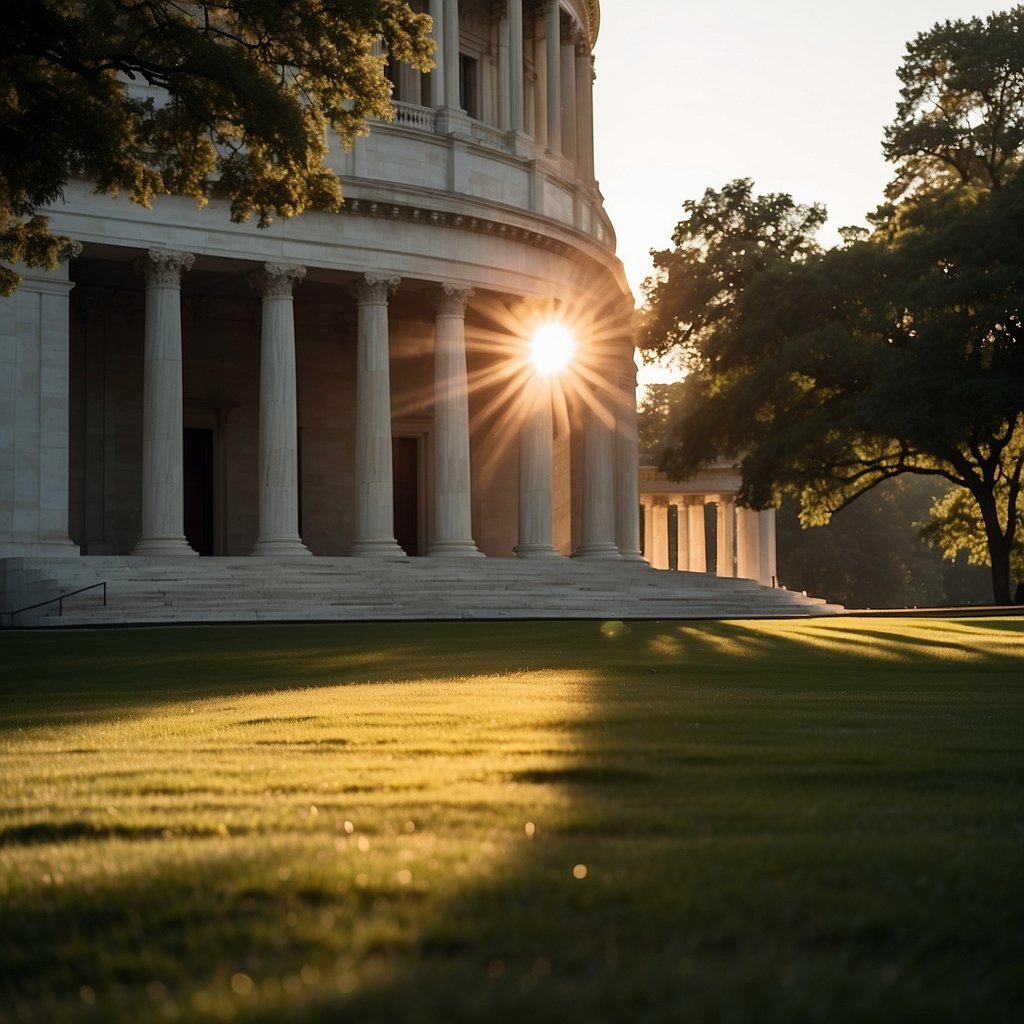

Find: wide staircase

[1,556,843,628]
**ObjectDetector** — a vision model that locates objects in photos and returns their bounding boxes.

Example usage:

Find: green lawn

[1,617,1022,1023]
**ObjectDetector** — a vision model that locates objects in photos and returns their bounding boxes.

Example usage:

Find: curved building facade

[1,0,642,569]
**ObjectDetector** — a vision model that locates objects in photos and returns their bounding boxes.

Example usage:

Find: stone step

[2,555,844,627]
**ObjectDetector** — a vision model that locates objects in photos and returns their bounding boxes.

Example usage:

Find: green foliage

[1,620,1023,1022]
[636,381,686,457]
[641,7,1024,604]
[883,5,1024,202]
[643,173,1024,603]
[777,479,992,608]
[0,0,434,294]
[921,458,1024,584]
[641,179,826,368]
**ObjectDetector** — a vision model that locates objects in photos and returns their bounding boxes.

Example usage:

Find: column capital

[137,249,194,288]
[254,263,305,299]
[352,273,400,305]
[431,283,474,317]
[565,19,585,47]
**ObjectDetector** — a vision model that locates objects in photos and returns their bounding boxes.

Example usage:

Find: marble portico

[3,0,634,564]
[639,463,780,588]
[1,0,839,623]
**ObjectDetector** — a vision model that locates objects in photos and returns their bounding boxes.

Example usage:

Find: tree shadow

[2,618,1023,1022]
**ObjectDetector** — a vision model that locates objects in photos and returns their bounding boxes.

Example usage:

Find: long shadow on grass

[1,619,1023,1023]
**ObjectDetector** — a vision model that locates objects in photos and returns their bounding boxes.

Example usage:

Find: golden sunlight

[531,322,575,375]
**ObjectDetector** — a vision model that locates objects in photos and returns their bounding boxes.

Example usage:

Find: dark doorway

[184,427,215,555]
[393,436,420,555]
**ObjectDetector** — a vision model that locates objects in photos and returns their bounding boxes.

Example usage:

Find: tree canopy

[642,179,826,369]
[641,6,1024,605]
[0,0,434,295]
[883,5,1024,201]
[642,172,1024,603]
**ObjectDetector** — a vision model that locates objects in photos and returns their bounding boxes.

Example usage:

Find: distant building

[1,0,641,564]
[639,462,779,587]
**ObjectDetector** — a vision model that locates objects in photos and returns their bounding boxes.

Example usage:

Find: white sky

[592,0,1003,300]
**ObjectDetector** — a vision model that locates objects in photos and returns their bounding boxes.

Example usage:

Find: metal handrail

[2,582,107,628]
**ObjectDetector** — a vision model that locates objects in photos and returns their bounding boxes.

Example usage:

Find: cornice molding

[342,197,573,258]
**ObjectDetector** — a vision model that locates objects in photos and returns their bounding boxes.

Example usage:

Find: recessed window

[459,54,479,118]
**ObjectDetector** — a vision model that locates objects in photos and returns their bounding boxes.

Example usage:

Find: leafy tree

[883,5,1024,202]
[920,440,1024,590]
[643,7,1024,606]
[642,179,826,370]
[777,478,991,609]
[642,177,1024,604]
[637,382,686,458]
[0,0,434,295]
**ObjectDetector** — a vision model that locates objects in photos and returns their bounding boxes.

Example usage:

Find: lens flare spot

[231,973,254,996]
[531,323,574,375]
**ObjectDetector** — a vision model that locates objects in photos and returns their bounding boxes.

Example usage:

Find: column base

[437,108,473,137]
[618,549,646,562]
[507,130,534,158]
[573,543,623,560]
[514,543,562,559]
[250,536,312,558]
[349,539,407,558]
[428,541,484,558]
[132,536,198,557]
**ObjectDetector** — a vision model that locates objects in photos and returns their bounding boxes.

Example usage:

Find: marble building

[639,463,779,587]
[1,0,642,566]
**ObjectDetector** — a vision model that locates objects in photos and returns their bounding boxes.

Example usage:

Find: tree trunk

[976,491,1013,604]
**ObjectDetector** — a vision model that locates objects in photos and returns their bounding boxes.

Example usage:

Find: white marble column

[430,284,482,556]
[759,508,778,587]
[686,498,707,572]
[515,377,559,557]
[716,497,736,578]
[615,374,643,560]
[530,17,544,143]
[496,2,511,129]
[429,0,446,107]
[735,505,761,581]
[508,0,524,133]
[544,0,561,153]
[641,498,654,564]
[132,249,196,557]
[251,263,310,557]
[575,396,621,559]
[0,264,79,557]
[444,0,460,110]
[560,29,577,163]
[350,274,405,558]
[575,41,595,180]
[676,503,690,571]
[650,498,669,570]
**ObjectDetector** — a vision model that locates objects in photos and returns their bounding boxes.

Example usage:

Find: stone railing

[391,102,513,154]
[469,121,512,153]
[391,101,439,132]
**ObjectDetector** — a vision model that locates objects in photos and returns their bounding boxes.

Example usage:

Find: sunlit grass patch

[1,617,1022,1023]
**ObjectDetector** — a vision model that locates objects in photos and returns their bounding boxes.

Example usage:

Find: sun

[530,322,575,375]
